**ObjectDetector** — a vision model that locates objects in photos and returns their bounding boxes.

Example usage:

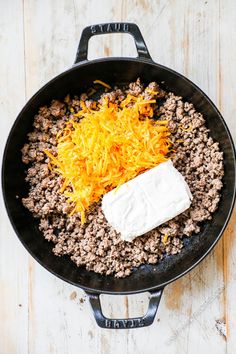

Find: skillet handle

[86,288,163,329]
[75,22,152,64]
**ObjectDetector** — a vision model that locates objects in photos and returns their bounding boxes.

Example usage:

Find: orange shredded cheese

[93,80,111,89]
[45,95,172,223]
[163,233,169,244]
[87,88,96,96]
[64,94,70,103]
[179,123,192,132]
[138,99,156,105]
[146,88,159,95]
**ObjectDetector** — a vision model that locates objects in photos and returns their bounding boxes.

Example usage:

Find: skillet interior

[2,58,235,294]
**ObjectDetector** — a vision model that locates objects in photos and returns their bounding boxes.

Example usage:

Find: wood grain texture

[0,0,235,353]
[0,2,28,354]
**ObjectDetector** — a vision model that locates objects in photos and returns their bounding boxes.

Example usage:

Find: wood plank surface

[0,2,29,354]
[0,0,235,353]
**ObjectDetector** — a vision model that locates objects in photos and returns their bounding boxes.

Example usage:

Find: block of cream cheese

[102,160,192,242]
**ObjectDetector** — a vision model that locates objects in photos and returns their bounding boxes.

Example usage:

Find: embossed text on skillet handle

[74,22,152,64]
[85,289,163,329]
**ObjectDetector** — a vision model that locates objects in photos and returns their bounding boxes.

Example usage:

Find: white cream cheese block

[101,160,193,242]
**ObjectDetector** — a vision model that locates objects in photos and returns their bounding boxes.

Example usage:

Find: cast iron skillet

[2,23,236,329]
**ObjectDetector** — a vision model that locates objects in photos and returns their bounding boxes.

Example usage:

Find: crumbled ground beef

[21,79,224,277]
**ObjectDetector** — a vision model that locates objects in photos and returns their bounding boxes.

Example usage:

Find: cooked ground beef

[21,79,224,277]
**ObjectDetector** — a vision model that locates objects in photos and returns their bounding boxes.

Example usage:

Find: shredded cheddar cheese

[138,99,156,105]
[45,94,172,223]
[163,233,169,245]
[93,80,111,89]
[87,88,96,96]
[179,123,192,132]
[146,88,159,95]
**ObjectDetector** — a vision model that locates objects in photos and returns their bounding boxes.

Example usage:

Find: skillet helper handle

[75,22,152,64]
[86,289,163,329]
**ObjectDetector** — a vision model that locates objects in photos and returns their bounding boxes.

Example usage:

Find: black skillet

[2,23,236,328]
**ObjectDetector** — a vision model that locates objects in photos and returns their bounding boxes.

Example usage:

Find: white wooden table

[1,1,236,353]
